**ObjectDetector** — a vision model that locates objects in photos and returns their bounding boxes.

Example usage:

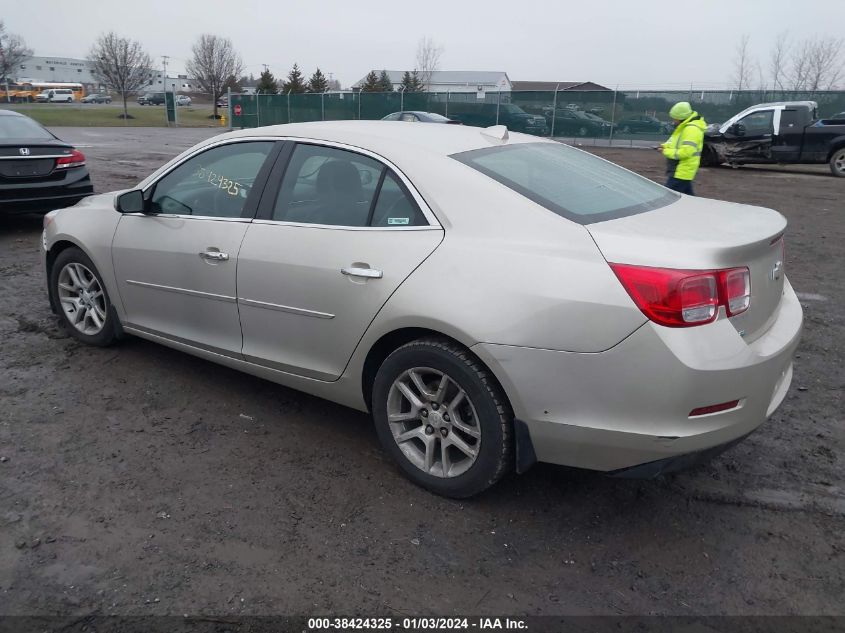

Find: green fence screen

[230,89,845,142]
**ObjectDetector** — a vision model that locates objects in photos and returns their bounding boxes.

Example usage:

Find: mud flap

[514,419,538,474]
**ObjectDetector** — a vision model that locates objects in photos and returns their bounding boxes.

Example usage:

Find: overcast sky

[7,0,845,89]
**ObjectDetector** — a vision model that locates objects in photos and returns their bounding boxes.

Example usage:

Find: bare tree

[788,36,844,92]
[88,32,153,119]
[788,38,812,91]
[806,36,843,91]
[415,36,443,91]
[731,34,754,92]
[187,34,244,118]
[0,20,33,103]
[769,31,790,92]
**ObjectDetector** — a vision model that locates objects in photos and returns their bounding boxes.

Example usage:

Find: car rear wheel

[830,148,845,177]
[372,338,513,498]
[50,247,118,347]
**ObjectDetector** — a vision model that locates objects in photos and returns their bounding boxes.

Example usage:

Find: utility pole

[161,55,170,90]
[261,64,269,73]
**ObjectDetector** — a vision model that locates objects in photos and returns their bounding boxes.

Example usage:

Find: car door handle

[341,266,383,279]
[199,250,229,261]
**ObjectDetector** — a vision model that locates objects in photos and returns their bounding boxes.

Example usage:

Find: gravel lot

[1,128,843,617]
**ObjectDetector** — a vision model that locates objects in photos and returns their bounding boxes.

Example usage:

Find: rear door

[237,141,443,381]
[112,140,278,355]
[771,107,802,162]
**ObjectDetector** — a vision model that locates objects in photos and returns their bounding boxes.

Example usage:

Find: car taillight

[56,149,85,169]
[722,267,751,316]
[610,264,751,328]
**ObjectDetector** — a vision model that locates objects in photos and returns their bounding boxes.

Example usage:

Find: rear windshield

[0,115,54,140]
[451,142,677,224]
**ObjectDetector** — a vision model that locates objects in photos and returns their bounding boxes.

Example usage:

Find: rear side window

[452,142,677,224]
[272,143,427,228]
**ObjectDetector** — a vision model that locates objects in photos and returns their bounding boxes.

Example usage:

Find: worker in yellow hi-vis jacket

[659,101,707,195]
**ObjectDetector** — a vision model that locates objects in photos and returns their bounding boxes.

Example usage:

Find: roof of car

[0,109,24,117]
[226,120,545,157]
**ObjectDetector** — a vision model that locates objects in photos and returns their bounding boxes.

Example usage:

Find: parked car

[382,111,461,124]
[35,89,75,103]
[216,96,228,108]
[80,93,112,104]
[41,121,802,498]
[138,92,166,106]
[176,95,192,106]
[703,101,845,177]
[447,103,548,135]
[0,110,93,214]
[544,108,612,136]
[616,114,672,134]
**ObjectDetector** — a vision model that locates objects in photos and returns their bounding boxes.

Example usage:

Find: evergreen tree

[410,69,424,92]
[282,63,307,93]
[378,69,393,92]
[308,68,329,93]
[222,74,243,94]
[400,70,424,92]
[257,68,278,94]
[361,70,380,92]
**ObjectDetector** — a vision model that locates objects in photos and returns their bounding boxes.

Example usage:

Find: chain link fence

[230,89,845,143]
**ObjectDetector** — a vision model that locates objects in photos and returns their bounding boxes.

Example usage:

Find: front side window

[452,142,677,224]
[150,141,274,217]
[272,144,427,227]
[739,110,774,135]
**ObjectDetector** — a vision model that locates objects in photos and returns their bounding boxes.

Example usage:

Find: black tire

[49,247,119,347]
[829,147,845,178]
[701,146,720,167]
[372,338,513,498]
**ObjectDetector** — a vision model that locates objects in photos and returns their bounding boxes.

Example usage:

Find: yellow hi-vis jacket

[661,112,707,181]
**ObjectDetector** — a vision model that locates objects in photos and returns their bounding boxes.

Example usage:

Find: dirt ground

[1,128,843,618]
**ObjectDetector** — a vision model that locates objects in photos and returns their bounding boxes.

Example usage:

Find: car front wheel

[830,148,845,177]
[372,338,513,498]
[49,247,118,347]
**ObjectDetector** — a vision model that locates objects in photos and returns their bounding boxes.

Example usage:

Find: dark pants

[665,176,695,196]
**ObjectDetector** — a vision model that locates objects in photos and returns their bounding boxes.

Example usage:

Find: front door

[237,142,443,381]
[112,140,276,355]
[727,108,775,163]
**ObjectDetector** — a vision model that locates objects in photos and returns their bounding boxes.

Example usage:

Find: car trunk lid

[0,140,73,179]
[586,195,787,342]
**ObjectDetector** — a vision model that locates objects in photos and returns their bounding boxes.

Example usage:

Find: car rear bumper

[0,168,94,215]
[472,278,803,473]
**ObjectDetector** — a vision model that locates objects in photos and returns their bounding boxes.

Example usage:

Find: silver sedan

[41,121,802,497]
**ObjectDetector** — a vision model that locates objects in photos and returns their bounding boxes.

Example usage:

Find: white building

[353,70,512,94]
[16,54,198,93]
[17,56,98,85]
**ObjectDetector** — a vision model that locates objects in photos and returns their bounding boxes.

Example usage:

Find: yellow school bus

[1,82,85,102]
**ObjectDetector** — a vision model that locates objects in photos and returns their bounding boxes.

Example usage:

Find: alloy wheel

[386,367,481,478]
[834,150,845,175]
[57,262,107,336]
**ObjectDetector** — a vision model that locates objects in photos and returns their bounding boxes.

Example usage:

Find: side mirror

[116,189,146,214]
[730,123,746,137]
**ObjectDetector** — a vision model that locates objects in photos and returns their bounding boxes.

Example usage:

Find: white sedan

[41,121,802,497]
